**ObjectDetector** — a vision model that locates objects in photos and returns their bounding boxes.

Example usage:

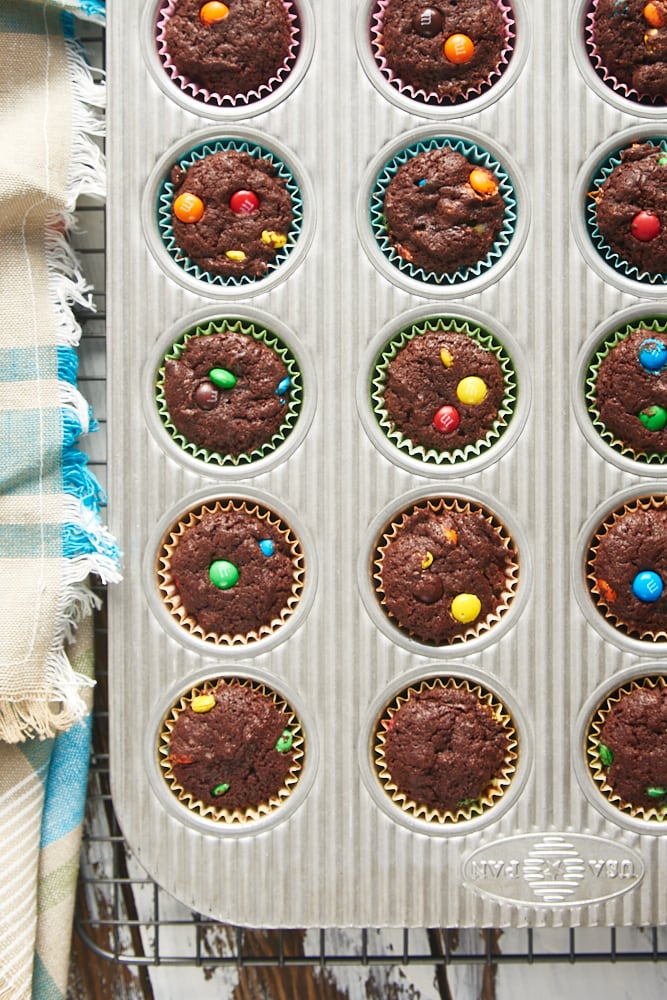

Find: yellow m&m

[456,375,488,405]
[451,593,481,624]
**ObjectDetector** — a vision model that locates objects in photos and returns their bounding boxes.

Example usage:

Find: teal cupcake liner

[156,137,304,289]
[369,136,518,287]
[585,316,667,465]
[586,137,667,286]
[371,317,517,466]
[155,317,304,467]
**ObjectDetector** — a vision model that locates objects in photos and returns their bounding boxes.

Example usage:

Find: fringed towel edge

[1,29,121,743]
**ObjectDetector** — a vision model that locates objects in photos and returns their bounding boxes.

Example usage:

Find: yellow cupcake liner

[374,676,518,825]
[159,676,305,825]
[156,498,306,647]
[587,494,667,642]
[373,497,519,646]
[587,674,667,823]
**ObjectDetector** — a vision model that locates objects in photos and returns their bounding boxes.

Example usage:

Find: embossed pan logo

[462,834,644,907]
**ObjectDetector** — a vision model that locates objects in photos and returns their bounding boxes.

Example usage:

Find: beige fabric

[0,4,71,714]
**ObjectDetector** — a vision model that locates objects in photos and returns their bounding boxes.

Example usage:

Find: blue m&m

[638,337,667,373]
[632,570,664,603]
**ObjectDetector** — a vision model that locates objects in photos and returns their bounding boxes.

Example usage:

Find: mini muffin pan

[108,1,667,928]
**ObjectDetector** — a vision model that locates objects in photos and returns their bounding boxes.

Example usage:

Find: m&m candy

[173,192,204,223]
[444,33,475,64]
[631,210,661,242]
[632,570,664,603]
[433,404,460,433]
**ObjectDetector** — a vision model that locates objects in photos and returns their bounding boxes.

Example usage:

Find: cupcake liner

[155,317,304,468]
[371,316,517,466]
[585,317,667,465]
[372,496,520,646]
[586,137,667,286]
[369,136,518,287]
[374,676,519,824]
[369,0,516,108]
[156,498,306,647]
[156,138,304,289]
[584,0,667,108]
[586,674,667,823]
[154,0,302,109]
[586,493,667,642]
[158,676,305,825]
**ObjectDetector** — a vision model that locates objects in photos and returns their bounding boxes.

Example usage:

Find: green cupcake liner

[371,316,517,466]
[155,317,304,467]
[156,138,304,288]
[586,137,667,286]
[585,316,667,465]
[369,135,518,287]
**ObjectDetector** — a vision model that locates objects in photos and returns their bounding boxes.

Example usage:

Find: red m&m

[433,405,460,433]
[230,189,260,215]
[631,210,661,241]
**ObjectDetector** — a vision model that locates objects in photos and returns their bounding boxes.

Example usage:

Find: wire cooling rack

[71,23,667,977]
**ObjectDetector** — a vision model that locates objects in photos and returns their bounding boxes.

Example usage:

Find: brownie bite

[373,498,519,646]
[592,141,667,279]
[382,146,507,275]
[158,0,297,101]
[376,327,511,458]
[373,0,514,104]
[587,496,667,641]
[375,677,518,821]
[588,326,667,461]
[590,679,667,818]
[157,500,305,645]
[159,324,300,462]
[168,148,295,280]
[161,677,304,821]
[588,0,667,102]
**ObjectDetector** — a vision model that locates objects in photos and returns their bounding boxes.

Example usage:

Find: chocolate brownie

[376,0,512,103]
[588,498,667,639]
[162,327,294,458]
[379,329,508,453]
[589,0,667,101]
[592,142,667,277]
[166,679,300,813]
[591,327,667,458]
[375,500,518,646]
[169,149,294,279]
[160,0,294,99]
[379,682,511,813]
[163,502,301,640]
[382,147,506,274]
[595,682,667,813]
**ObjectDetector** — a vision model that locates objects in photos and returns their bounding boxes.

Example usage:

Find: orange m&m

[469,168,499,197]
[444,33,475,64]
[173,192,204,223]
[644,2,667,28]
[200,2,230,24]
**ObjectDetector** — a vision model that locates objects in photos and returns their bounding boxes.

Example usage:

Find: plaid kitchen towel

[0,1,118,996]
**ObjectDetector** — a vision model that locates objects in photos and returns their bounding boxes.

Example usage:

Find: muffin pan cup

[109,0,667,928]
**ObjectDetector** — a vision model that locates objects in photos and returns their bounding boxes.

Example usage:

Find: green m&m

[209,559,239,590]
[639,404,667,432]
[209,367,237,390]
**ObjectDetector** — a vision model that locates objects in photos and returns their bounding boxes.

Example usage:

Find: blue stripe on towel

[0,345,58,382]
[40,715,91,848]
